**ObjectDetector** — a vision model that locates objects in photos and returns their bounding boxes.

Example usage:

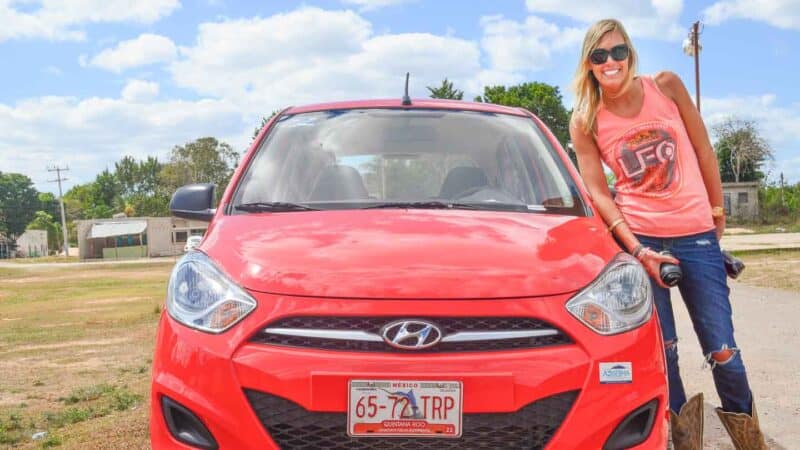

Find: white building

[76,217,208,260]
[15,229,48,257]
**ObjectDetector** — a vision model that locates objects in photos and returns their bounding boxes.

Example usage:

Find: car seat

[309,165,369,201]
[438,166,489,199]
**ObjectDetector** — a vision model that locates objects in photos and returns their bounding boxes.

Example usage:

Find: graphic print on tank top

[615,121,681,197]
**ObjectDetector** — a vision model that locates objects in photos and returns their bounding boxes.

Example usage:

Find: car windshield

[232,108,586,215]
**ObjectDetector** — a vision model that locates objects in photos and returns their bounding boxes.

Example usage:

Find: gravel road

[671,282,798,449]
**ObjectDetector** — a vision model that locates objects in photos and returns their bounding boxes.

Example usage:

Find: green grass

[7,256,79,264]
[60,385,116,405]
[0,262,168,449]
[736,249,800,291]
[726,222,800,234]
[40,434,62,448]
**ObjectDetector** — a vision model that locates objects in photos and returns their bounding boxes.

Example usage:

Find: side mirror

[170,184,216,221]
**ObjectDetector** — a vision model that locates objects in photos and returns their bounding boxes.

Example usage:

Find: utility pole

[682,21,702,112]
[48,165,70,257]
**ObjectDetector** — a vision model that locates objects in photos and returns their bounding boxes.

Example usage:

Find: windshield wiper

[362,201,482,210]
[234,202,319,212]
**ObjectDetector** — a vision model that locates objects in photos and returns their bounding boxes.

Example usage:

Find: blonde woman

[569,19,767,450]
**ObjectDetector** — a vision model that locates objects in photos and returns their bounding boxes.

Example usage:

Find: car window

[232,109,585,215]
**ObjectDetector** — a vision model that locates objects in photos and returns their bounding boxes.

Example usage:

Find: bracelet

[632,245,651,260]
[607,217,626,233]
[711,206,725,218]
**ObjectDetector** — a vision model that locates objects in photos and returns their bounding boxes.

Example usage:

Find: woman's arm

[569,116,676,287]
[655,71,725,240]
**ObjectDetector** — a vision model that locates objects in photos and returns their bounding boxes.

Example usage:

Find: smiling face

[589,30,630,94]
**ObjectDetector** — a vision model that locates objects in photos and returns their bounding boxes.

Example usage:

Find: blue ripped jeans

[636,230,753,414]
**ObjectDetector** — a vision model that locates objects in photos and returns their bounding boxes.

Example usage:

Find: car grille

[249,316,572,352]
[244,389,579,450]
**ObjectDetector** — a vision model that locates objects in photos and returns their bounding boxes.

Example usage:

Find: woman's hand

[714,214,726,241]
[638,249,680,289]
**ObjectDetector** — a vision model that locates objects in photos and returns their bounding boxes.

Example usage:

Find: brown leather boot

[716,399,769,450]
[670,393,704,450]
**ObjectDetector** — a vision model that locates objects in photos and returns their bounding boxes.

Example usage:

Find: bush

[759,182,800,224]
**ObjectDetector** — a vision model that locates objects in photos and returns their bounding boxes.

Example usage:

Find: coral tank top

[595,76,714,237]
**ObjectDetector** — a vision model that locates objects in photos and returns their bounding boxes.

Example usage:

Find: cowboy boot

[670,393,704,450]
[716,398,769,450]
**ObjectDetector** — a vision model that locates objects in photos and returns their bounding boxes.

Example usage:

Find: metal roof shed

[89,220,148,258]
[89,221,147,239]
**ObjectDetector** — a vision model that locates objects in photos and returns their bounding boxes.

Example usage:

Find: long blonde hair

[572,19,638,135]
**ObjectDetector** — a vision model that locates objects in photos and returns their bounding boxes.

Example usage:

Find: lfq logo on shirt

[615,123,680,196]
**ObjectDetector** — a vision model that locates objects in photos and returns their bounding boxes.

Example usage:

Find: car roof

[285,98,529,117]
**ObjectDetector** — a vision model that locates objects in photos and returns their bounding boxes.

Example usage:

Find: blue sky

[2,0,799,194]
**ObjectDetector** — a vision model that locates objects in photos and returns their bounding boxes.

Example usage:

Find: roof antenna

[402,72,412,106]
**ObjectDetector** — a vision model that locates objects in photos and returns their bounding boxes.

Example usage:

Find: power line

[47,165,70,257]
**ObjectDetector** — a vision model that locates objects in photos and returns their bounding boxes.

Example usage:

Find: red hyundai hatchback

[150,98,668,449]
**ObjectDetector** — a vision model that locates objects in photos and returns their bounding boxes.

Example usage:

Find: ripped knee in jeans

[704,344,740,369]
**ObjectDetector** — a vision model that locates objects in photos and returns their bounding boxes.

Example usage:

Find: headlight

[167,252,256,333]
[566,252,652,335]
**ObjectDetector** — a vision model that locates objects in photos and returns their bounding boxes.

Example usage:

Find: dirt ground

[672,282,798,449]
[0,263,169,449]
[1,252,798,449]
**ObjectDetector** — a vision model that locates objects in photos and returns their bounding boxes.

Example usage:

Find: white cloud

[479,15,583,75]
[121,80,159,102]
[89,34,177,73]
[340,0,417,12]
[0,93,244,191]
[170,7,480,110]
[44,65,62,76]
[525,0,686,41]
[703,94,800,182]
[0,0,180,42]
[703,0,800,30]
[4,4,800,192]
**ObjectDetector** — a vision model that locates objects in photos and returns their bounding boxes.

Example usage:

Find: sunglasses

[590,44,629,65]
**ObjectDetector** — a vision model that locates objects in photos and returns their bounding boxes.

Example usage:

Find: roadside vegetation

[734,249,800,292]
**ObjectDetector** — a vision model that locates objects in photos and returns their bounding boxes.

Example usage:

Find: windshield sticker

[599,362,633,384]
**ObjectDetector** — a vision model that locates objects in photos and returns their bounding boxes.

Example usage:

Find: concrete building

[0,233,12,258]
[15,229,48,257]
[0,230,48,258]
[722,182,759,221]
[76,217,208,260]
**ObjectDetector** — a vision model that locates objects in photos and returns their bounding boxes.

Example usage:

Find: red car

[150,98,668,449]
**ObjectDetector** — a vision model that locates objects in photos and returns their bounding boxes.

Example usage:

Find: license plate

[348,380,462,437]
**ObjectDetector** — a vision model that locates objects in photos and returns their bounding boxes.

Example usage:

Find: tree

[38,192,61,220]
[427,78,464,100]
[252,111,280,142]
[160,137,240,202]
[92,169,120,209]
[27,210,61,253]
[0,172,39,239]
[476,82,571,150]
[113,155,169,216]
[712,117,772,183]
[63,175,118,221]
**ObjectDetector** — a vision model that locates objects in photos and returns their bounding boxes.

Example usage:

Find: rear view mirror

[170,184,216,221]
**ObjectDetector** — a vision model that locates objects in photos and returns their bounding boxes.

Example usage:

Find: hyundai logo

[380,320,443,350]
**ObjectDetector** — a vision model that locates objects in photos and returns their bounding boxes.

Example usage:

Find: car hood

[202,210,618,299]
